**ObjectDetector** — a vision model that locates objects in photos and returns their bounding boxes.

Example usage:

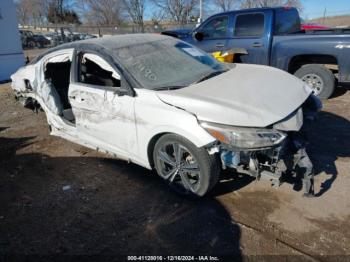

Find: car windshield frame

[112,38,229,90]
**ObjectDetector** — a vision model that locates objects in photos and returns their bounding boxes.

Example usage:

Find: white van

[0,0,25,81]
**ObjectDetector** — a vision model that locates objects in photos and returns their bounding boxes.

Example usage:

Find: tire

[153,134,220,197]
[294,64,335,100]
[27,41,35,49]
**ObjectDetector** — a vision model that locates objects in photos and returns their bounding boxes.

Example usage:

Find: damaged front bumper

[207,95,321,196]
[220,133,314,194]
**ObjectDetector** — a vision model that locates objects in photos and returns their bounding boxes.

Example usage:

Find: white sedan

[11,34,321,196]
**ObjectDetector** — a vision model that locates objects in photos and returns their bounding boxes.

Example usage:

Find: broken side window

[79,53,121,88]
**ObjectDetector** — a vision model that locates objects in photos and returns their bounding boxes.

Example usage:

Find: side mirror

[113,78,135,97]
[114,86,129,97]
[194,31,204,41]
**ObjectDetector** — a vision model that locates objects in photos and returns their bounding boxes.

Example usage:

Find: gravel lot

[1,50,350,260]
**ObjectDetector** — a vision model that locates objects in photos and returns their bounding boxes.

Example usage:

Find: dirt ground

[1,52,350,260]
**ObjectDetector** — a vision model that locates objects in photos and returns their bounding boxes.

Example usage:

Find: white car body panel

[134,89,216,168]
[68,82,138,160]
[11,65,36,92]
[157,63,312,128]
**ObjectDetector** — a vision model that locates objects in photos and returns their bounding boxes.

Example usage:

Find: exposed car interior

[79,53,121,87]
[43,52,121,125]
[44,53,75,123]
[45,61,71,108]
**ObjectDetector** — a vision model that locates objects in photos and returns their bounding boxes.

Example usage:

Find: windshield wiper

[194,70,228,84]
[153,85,186,91]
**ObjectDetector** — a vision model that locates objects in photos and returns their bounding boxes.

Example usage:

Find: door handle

[252,42,263,48]
[216,43,225,48]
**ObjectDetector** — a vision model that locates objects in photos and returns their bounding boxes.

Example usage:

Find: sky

[65,0,350,21]
[144,0,350,20]
[301,0,350,19]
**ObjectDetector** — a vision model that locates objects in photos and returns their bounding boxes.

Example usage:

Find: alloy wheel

[156,142,201,194]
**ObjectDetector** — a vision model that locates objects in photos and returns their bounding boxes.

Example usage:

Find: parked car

[75,33,97,40]
[162,7,350,99]
[11,34,320,196]
[32,34,51,47]
[19,30,36,48]
[42,28,82,47]
[19,30,51,48]
[43,32,56,42]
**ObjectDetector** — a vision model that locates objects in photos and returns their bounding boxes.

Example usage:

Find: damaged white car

[11,34,321,197]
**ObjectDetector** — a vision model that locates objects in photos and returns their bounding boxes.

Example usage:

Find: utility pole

[323,7,327,24]
[197,0,203,27]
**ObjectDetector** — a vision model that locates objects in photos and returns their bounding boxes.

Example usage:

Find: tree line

[15,0,302,30]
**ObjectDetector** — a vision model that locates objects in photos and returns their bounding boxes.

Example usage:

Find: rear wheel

[294,64,335,100]
[153,134,220,197]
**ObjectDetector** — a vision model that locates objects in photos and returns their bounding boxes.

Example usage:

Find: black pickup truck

[162,7,350,99]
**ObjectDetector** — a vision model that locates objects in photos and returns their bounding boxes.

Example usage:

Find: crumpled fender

[11,64,37,93]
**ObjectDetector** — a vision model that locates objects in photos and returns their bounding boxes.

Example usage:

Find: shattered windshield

[114,38,228,90]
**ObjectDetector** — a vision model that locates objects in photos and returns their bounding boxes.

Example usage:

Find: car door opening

[79,53,121,87]
[44,58,75,123]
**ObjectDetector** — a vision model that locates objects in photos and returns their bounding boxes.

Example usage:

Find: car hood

[161,29,192,39]
[156,64,312,128]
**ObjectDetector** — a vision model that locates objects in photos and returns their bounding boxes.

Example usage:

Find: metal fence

[20,22,197,36]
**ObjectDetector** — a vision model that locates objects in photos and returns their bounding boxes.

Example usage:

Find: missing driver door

[68,52,137,156]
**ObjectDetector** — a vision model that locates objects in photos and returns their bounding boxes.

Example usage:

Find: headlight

[200,121,286,150]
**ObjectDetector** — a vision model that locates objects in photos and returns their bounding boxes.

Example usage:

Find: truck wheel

[153,134,220,197]
[294,64,335,99]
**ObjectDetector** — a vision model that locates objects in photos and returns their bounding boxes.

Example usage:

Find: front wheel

[153,134,220,197]
[27,41,36,49]
[294,64,335,100]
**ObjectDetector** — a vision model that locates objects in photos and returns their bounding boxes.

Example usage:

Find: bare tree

[151,8,166,24]
[123,0,145,32]
[16,0,49,26]
[152,0,198,25]
[76,0,125,25]
[241,0,277,8]
[213,0,241,12]
[16,0,31,25]
[241,0,303,12]
[285,0,303,12]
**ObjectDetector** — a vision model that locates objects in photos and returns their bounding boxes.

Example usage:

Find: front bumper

[220,133,314,193]
[218,95,321,195]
